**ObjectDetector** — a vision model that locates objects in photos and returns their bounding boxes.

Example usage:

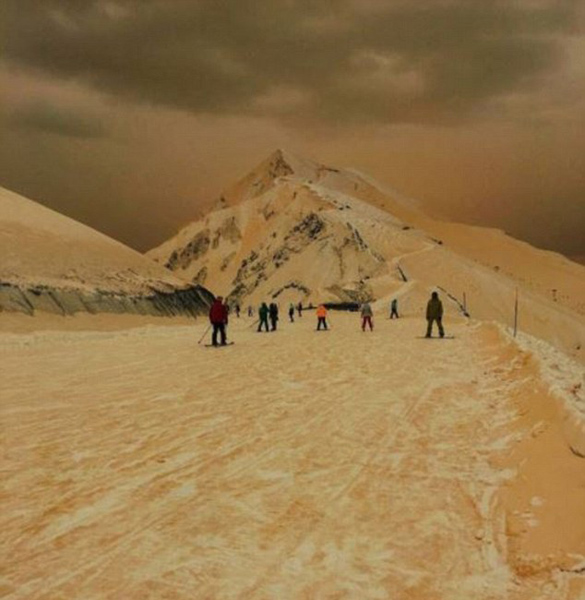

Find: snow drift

[0,186,213,317]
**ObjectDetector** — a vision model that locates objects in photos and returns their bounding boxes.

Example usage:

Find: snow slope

[149,150,585,363]
[0,186,212,317]
[1,314,584,599]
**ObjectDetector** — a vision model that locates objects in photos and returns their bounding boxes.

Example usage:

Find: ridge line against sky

[0,0,584,259]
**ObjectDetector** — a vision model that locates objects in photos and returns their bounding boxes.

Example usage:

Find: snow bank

[498,323,585,457]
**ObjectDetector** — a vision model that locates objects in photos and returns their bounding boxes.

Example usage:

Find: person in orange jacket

[316,304,328,331]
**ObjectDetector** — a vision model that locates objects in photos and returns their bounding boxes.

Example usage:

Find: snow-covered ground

[0,186,183,294]
[0,186,212,319]
[147,150,585,365]
[2,313,584,599]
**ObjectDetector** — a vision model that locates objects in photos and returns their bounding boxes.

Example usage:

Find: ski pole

[513,288,519,338]
[198,323,212,345]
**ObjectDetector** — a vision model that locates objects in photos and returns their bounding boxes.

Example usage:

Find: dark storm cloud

[3,0,581,124]
[8,102,106,139]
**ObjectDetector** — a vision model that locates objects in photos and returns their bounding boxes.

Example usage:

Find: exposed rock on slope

[149,157,419,307]
[149,149,585,362]
[0,186,213,317]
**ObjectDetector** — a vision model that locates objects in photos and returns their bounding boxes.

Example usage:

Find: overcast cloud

[8,101,106,138]
[0,0,584,259]
[4,0,582,124]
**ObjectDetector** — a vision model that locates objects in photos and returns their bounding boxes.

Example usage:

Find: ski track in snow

[0,316,582,599]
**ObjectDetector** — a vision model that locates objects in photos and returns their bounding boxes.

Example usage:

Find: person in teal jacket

[258,302,270,332]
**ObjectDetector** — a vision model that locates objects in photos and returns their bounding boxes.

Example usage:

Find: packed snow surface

[2,313,584,599]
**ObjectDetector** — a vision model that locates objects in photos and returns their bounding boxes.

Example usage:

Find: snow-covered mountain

[148,149,585,362]
[0,186,213,317]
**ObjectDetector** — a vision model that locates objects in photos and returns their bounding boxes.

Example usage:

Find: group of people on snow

[207,292,445,346]
[257,302,279,332]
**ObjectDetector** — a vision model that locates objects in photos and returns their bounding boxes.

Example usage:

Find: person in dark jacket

[209,296,229,346]
[425,291,444,338]
[297,301,303,317]
[258,302,270,332]
[390,298,399,319]
[288,303,295,323]
[269,302,279,331]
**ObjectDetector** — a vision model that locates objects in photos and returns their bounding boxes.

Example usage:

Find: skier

[235,304,241,318]
[297,301,303,317]
[361,301,373,331]
[390,298,399,319]
[288,303,295,323]
[425,291,445,338]
[209,295,229,346]
[258,302,270,332]
[247,305,254,317]
[269,302,279,331]
[316,304,328,331]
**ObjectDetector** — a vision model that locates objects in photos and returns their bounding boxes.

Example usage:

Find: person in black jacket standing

[269,302,279,331]
[425,291,444,338]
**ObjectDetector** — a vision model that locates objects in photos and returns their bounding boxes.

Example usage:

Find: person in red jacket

[209,296,229,346]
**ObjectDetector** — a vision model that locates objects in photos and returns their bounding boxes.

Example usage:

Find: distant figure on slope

[361,302,374,331]
[247,305,254,317]
[258,302,270,332]
[288,303,295,322]
[297,302,303,317]
[269,302,279,331]
[235,303,241,318]
[209,296,229,346]
[316,304,328,331]
[425,291,444,338]
[390,298,399,319]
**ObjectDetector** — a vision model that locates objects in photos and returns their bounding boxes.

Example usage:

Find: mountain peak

[260,148,321,180]
[259,148,296,179]
[212,149,325,210]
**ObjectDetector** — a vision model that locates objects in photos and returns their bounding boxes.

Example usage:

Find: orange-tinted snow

[1,313,583,599]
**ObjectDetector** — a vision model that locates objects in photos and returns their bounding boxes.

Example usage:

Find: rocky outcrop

[192,266,208,285]
[0,282,214,318]
[164,218,241,272]
[228,213,328,301]
[271,281,311,299]
[165,229,211,271]
[326,282,374,304]
[216,217,242,245]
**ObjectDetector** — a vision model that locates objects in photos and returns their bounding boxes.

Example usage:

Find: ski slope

[1,313,584,599]
[148,150,585,365]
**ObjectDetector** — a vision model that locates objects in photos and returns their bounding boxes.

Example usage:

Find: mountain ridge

[148,149,585,363]
[0,186,213,317]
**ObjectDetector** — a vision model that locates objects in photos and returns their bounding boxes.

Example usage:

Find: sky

[1,0,584,262]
